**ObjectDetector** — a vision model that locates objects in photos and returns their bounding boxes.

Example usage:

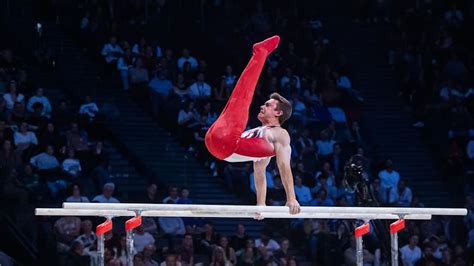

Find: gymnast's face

[258,99,281,123]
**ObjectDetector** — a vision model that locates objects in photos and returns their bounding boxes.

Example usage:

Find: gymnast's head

[258,92,292,125]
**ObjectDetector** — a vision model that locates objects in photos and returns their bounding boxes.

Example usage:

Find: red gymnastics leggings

[205,35,280,161]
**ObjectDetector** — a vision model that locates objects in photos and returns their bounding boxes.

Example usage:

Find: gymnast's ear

[275,110,283,117]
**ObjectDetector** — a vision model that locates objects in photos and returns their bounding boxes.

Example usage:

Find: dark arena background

[1,0,474,265]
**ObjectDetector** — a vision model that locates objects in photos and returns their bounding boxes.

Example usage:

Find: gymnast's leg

[205,35,280,160]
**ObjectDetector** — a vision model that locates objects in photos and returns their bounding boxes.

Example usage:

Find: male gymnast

[205,35,301,215]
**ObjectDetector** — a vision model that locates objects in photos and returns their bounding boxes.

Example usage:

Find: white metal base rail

[36,204,467,266]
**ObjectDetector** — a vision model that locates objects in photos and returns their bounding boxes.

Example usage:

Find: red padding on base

[390,219,405,234]
[354,223,370,238]
[96,219,113,236]
[125,216,142,231]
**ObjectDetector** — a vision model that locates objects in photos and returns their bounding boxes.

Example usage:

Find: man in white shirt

[400,235,422,266]
[133,225,155,253]
[101,36,123,65]
[188,73,211,99]
[92,183,120,203]
[293,175,312,205]
[378,158,400,200]
[79,96,99,119]
[176,49,198,70]
[158,201,185,236]
[388,180,412,207]
[255,230,280,257]
[30,145,60,170]
[316,130,336,156]
[27,88,52,117]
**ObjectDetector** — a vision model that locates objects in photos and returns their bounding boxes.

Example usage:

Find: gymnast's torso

[224,125,278,162]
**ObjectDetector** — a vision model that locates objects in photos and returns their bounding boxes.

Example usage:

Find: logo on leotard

[241,127,264,139]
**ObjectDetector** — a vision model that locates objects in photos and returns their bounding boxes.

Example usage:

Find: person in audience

[200,222,220,256]
[3,80,25,112]
[64,240,90,265]
[143,244,159,266]
[26,88,52,117]
[316,129,336,157]
[188,73,211,100]
[75,219,97,250]
[388,179,413,207]
[0,140,22,170]
[66,122,89,153]
[144,183,160,203]
[378,158,400,202]
[26,102,48,130]
[177,188,192,204]
[177,49,198,71]
[62,148,82,178]
[133,225,155,253]
[344,236,375,266]
[400,235,422,266]
[273,238,290,263]
[117,48,134,91]
[158,200,186,236]
[92,182,120,203]
[210,246,232,266]
[160,253,182,266]
[237,238,260,265]
[163,185,180,203]
[230,224,249,253]
[79,95,100,120]
[101,35,124,73]
[54,216,82,252]
[294,175,312,206]
[218,236,237,265]
[14,121,38,152]
[66,184,89,202]
[255,230,280,257]
[176,234,194,266]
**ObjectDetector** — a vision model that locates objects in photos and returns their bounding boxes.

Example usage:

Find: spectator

[273,238,290,263]
[92,183,120,203]
[66,122,89,153]
[129,58,150,89]
[7,102,26,125]
[316,130,336,157]
[237,238,260,265]
[143,244,159,266]
[230,224,249,253]
[75,220,97,250]
[388,180,413,207]
[158,201,186,236]
[369,178,387,204]
[160,254,182,266]
[255,230,280,257]
[54,216,82,252]
[294,175,312,206]
[133,225,155,253]
[344,237,375,266]
[144,183,160,203]
[176,234,194,266]
[177,188,192,204]
[0,140,22,170]
[62,148,82,177]
[188,73,211,100]
[311,188,335,206]
[3,80,25,112]
[26,88,52,117]
[26,102,48,130]
[101,36,123,73]
[378,158,400,201]
[210,246,232,266]
[117,49,134,91]
[400,235,422,266]
[162,185,179,203]
[267,176,287,206]
[29,144,59,170]
[218,236,237,265]
[177,49,198,71]
[200,222,219,256]
[215,65,236,101]
[87,141,110,191]
[13,121,38,152]
[64,240,90,266]
[66,184,90,202]
[79,96,99,120]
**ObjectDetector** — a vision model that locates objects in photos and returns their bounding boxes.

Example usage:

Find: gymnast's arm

[274,130,301,214]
